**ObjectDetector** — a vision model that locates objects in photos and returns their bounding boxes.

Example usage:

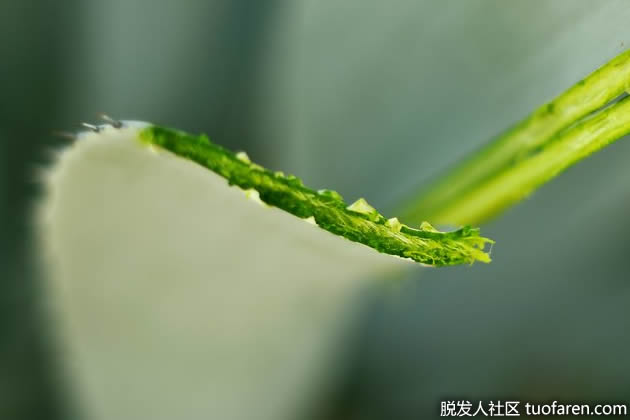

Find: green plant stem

[398,49,630,226]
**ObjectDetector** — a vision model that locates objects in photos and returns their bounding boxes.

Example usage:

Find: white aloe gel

[38,123,406,420]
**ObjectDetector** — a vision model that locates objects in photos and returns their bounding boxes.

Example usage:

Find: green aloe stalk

[398,49,630,226]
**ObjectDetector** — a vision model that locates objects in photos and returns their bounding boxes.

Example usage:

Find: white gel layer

[38,124,403,420]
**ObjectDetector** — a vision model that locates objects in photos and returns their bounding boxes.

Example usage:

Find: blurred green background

[2,1,630,419]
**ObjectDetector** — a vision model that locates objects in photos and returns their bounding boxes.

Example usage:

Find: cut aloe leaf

[39,123,411,420]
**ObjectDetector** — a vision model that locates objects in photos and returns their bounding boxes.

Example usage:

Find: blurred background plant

[2,1,630,419]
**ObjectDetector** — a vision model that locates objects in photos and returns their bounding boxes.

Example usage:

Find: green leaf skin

[399,49,630,226]
[426,94,630,224]
[139,126,493,266]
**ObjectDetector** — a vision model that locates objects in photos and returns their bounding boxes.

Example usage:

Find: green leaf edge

[399,49,630,226]
[138,126,493,267]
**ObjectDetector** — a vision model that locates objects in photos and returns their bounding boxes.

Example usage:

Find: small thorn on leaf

[98,113,123,128]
